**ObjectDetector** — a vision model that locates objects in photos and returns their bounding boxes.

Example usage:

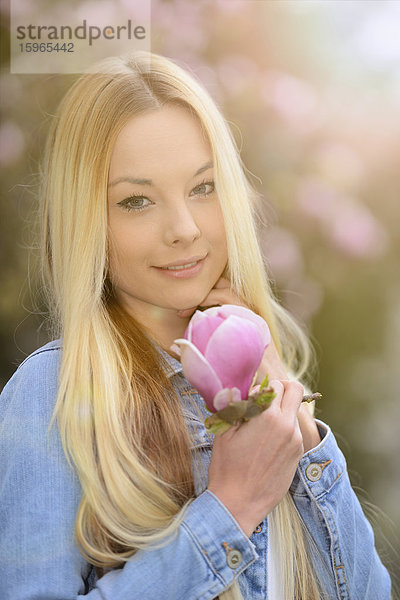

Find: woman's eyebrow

[108,160,214,188]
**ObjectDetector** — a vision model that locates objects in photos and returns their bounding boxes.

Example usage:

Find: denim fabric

[0,340,391,599]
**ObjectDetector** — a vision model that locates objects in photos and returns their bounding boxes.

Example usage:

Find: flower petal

[185,305,271,348]
[213,387,242,411]
[184,309,208,341]
[173,339,222,411]
[215,304,271,347]
[204,315,265,398]
[189,315,225,355]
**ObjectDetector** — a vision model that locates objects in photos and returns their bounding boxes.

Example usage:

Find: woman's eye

[116,180,215,211]
[191,180,215,197]
[117,195,152,212]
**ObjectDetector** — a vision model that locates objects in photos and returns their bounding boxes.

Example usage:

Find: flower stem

[302,392,322,403]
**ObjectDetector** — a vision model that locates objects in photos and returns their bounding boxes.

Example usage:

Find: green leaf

[256,390,276,406]
[205,415,235,435]
[215,400,248,424]
[204,377,277,435]
[243,402,264,419]
[259,373,270,390]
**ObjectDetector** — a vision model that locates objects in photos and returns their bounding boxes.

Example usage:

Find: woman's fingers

[258,338,288,381]
[270,379,304,416]
[199,283,244,309]
[177,278,246,318]
[269,379,284,408]
[176,307,197,318]
[209,378,306,536]
[280,380,305,414]
[211,276,231,289]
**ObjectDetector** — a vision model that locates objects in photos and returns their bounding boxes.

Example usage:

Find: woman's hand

[178,277,244,319]
[208,379,305,537]
[176,277,244,319]
[257,337,321,452]
[180,276,321,451]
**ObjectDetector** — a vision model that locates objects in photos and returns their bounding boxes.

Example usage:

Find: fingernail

[170,343,181,356]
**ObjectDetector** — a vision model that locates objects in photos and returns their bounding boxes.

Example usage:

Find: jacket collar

[156,345,183,378]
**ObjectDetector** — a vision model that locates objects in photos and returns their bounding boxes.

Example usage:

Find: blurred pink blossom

[217,54,259,94]
[0,0,10,15]
[8,0,31,18]
[260,227,304,285]
[151,0,176,29]
[296,176,388,258]
[297,177,337,220]
[282,278,324,324]
[119,0,151,22]
[215,0,250,14]
[260,227,323,322]
[153,0,206,54]
[76,1,121,26]
[330,204,388,258]
[261,70,321,134]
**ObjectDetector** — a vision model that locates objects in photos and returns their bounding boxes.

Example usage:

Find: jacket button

[226,549,243,569]
[306,463,322,482]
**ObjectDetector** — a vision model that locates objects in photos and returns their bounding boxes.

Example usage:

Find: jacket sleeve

[0,349,257,600]
[290,420,391,600]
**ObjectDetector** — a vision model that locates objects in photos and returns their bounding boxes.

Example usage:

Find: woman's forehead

[108,105,212,182]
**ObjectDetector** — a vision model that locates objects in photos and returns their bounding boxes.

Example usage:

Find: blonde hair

[40,50,320,599]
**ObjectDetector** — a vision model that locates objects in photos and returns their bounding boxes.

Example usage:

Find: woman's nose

[162,201,201,246]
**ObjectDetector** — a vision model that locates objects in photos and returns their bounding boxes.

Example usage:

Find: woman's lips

[161,260,199,271]
[154,256,206,278]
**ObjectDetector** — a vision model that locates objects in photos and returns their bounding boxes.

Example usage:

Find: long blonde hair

[40,50,321,599]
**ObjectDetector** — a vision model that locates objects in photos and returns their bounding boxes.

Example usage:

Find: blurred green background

[1,0,399,588]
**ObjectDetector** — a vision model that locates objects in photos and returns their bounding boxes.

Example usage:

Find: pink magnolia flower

[172,305,271,413]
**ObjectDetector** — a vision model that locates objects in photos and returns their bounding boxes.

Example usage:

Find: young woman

[0,50,391,599]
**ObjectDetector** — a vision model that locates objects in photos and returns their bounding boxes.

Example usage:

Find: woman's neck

[150,314,189,354]
[127,304,191,353]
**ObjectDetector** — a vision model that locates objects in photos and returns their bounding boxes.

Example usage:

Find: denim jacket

[0,340,391,599]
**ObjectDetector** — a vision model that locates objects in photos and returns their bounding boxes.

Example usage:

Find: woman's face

[107,104,228,324]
